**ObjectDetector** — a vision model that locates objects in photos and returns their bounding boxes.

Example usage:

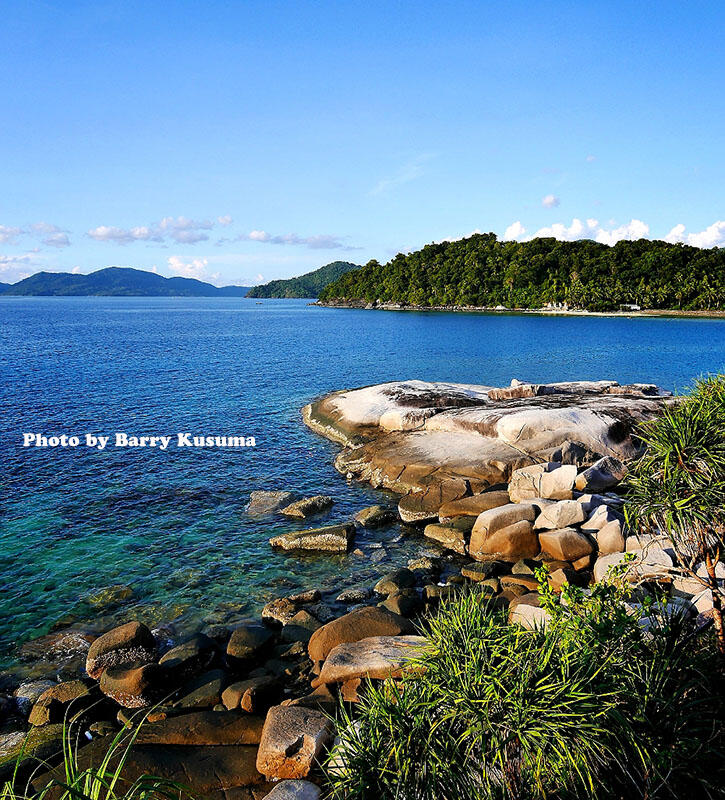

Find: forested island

[319,234,724,312]
[1,267,250,297]
[247,260,360,298]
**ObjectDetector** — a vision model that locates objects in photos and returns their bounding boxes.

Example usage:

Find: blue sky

[1,0,723,285]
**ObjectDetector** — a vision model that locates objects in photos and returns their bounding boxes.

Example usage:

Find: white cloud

[503,221,526,240]
[370,154,433,196]
[166,255,220,283]
[594,219,649,245]
[0,225,23,245]
[88,215,228,245]
[586,154,597,162]
[509,217,650,245]
[664,221,725,248]
[542,194,560,208]
[0,252,40,282]
[239,230,360,250]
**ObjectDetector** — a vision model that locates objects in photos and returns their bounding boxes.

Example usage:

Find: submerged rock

[248,490,298,514]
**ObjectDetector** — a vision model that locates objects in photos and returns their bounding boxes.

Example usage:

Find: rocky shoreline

[1,379,719,799]
[315,299,725,318]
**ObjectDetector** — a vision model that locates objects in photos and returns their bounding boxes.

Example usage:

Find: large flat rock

[303,379,670,499]
[312,635,427,688]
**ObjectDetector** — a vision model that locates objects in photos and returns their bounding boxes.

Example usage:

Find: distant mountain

[1,267,250,297]
[246,261,361,298]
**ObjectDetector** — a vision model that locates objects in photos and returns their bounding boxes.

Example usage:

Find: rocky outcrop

[303,379,670,516]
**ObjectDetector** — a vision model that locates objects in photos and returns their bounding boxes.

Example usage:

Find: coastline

[314,300,725,319]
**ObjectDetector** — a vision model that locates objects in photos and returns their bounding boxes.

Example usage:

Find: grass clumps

[326,572,724,800]
[2,714,191,800]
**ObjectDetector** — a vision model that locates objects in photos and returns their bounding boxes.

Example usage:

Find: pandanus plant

[625,374,725,658]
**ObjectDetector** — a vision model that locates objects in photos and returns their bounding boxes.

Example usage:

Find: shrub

[625,374,725,657]
[325,573,724,800]
[2,712,192,800]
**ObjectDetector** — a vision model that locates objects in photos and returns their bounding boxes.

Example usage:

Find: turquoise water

[2,297,725,666]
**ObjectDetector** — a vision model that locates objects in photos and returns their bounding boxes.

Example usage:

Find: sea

[2,297,724,668]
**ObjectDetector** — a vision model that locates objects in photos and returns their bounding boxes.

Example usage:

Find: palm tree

[625,375,725,658]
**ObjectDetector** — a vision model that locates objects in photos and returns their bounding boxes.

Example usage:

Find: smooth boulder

[308,607,415,664]
[85,621,157,680]
[437,490,510,521]
[509,463,577,503]
[312,635,427,688]
[538,528,593,562]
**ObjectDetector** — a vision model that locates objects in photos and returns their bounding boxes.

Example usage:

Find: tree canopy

[319,234,725,311]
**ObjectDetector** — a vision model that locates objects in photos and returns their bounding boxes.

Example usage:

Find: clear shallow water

[1,297,724,667]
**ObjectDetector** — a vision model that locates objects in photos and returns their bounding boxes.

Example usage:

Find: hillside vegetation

[247,260,360,298]
[319,234,725,311]
[2,267,250,297]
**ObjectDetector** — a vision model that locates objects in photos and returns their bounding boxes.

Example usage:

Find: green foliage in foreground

[2,714,192,800]
[246,260,361,298]
[319,233,725,311]
[625,374,725,655]
[326,572,725,800]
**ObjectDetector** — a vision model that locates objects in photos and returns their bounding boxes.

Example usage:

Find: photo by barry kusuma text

[22,433,257,450]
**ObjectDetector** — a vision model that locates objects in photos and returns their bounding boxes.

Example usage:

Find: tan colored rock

[132,710,265,745]
[308,607,415,664]
[472,520,539,562]
[575,456,627,492]
[500,574,539,592]
[256,705,333,780]
[438,491,510,521]
[581,504,624,533]
[534,499,586,530]
[221,676,280,713]
[423,523,467,554]
[509,464,577,503]
[28,680,95,726]
[312,635,427,688]
[99,664,162,709]
[398,479,470,523]
[469,503,539,561]
[354,505,396,527]
[280,495,334,518]
[85,621,157,680]
[539,528,593,562]
[269,523,353,552]
[508,594,551,629]
[596,519,625,555]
